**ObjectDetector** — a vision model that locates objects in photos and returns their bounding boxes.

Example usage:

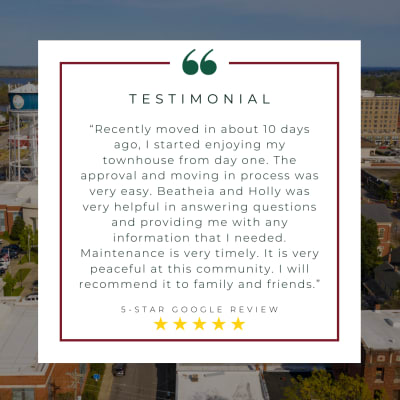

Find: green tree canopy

[284,369,382,400]
[19,225,38,253]
[361,215,380,279]
[10,216,25,241]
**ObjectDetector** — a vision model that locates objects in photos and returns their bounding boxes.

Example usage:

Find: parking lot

[0,241,38,299]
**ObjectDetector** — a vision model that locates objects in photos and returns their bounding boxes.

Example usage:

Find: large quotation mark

[182,49,217,75]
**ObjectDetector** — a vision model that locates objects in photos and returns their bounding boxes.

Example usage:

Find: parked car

[0,260,9,269]
[1,250,18,259]
[0,249,19,259]
[24,292,38,302]
[8,244,22,252]
[3,245,22,254]
[0,268,5,276]
[1,245,22,255]
[112,364,127,377]
[0,247,11,256]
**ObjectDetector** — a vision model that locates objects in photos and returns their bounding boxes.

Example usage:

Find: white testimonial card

[39,40,360,362]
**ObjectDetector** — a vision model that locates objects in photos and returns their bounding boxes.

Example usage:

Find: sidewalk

[98,364,114,400]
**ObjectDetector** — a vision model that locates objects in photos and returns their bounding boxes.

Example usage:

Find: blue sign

[93,373,100,381]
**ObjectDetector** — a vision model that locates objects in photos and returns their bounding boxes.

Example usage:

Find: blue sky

[1,0,400,66]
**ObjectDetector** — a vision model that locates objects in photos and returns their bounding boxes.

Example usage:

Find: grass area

[11,287,23,296]
[15,268,31,282]
[19,253,38,264]
[3,268,31,296]
[82,364,106,400]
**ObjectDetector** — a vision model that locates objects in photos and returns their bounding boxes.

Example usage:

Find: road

[109,364,175,400]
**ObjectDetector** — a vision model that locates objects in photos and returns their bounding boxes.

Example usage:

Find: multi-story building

[361,90,400,146]
[0,300,88,399]
[362,310,400,400]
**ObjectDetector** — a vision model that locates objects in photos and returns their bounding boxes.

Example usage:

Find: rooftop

[361,203,393,223]
[8,83,38,94]
[375,263,400,292]
[362,310,400,350]
[177,364,258,372]
[0,181,38,207]
[176,364,267,400]
[0,300,47,376]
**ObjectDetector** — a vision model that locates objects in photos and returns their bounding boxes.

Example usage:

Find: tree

[10,216,25,241]
[19,225,38,253]
[361,216,380,279]
[382,282,400,309]
[391,173,400,192]
[284,369,382,400]
[2,272,16,296]
[385,189,394,202]
[376,183,392,202]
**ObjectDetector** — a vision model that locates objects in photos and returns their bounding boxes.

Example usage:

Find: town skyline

[1,0,400,66]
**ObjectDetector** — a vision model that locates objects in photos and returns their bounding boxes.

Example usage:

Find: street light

[28,233,30,263]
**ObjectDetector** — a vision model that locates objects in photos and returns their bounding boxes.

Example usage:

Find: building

[388,247,400,269]
[361,91,400,146]
[0,181,37,234]
[361,203,393,256]
[361,138,376,159]
[362,310,400,400]
[176,364,269,400]
[374,262,400,298]
[0,299,88,399]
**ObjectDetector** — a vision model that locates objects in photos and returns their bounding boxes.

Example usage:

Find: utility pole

[50,381,61,400]
[28,232,30,262]
[66,368,84,400]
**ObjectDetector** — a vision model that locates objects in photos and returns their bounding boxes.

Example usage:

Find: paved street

[109,364,157,400]
[109,364,175,400]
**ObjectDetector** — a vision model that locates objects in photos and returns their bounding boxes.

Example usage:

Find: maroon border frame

[59,61,339,342]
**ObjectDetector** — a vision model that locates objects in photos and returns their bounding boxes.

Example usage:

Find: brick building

[0,301,88,399]
[362,310,400,399]
[0,181,37,234]
[361,91,400,146]
[362,203,393,257]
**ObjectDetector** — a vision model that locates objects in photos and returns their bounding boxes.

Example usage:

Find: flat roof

[0,301,47,376]
[362,310,400,350]
[0,182,37,207]
[9,83,38,94]
[177,364,258,372]
[176,369,266,400]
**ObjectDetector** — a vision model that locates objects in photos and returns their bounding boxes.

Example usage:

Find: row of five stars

[155,317,245,330]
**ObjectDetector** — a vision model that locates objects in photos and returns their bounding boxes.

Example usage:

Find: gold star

[232,318,245,330]
[193,318,206,330]
[174,317,187,330]
[213,317,225,330]
[154,318,167,330]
